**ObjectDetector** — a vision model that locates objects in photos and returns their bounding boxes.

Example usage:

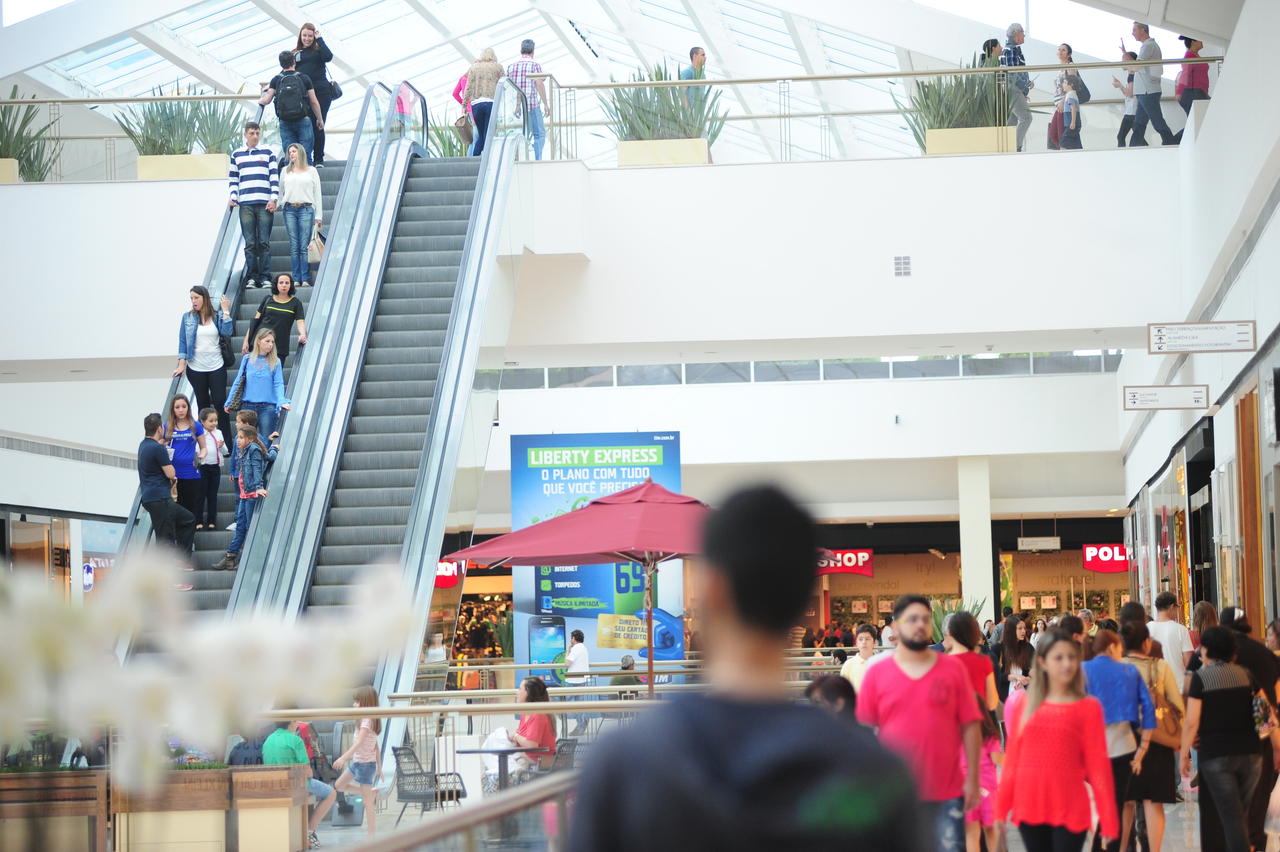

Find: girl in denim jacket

[212,425,269,571]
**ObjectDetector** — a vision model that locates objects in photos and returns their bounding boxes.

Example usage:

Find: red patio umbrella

[444,480,708,695]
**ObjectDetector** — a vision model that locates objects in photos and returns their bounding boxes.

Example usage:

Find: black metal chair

[391,745,467,827]
[550,738,577,771]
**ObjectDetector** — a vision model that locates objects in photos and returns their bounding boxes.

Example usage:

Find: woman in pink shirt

[1176,36,1210,115]
[334,685,383,837]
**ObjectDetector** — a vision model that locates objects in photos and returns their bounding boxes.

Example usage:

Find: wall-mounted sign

[1040,595,1059,609]
[1147,321,1256,354]
[1019,595,1038,610]
[1123,385,1209,411]
[1017,536,1061,552]
[817,549,874,577]
[436,560,466,589]
[1082,544,1130,573]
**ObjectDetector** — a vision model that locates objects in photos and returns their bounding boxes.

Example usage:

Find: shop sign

[817,549,874,577]
[1147,321,1256,354]
[436,560,466,589]
[82,563,94,592]
[1123,385,1209,411]
[1082,544,1130,573]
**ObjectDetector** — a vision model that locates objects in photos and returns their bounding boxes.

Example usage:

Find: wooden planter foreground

[112,768,231,851]
[0,770,109,852]
[232,765,310,852]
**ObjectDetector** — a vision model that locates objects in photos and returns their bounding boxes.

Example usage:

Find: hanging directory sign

[1147,322,1256,354]
[1123,385,1210,411]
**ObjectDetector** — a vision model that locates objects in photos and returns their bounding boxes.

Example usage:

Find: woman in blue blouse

[226,328,291,440]
[1084,629,1155,852]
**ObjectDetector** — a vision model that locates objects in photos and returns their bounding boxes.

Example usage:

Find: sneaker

[308,831,320,848]
[174,583,194,591]
[246,278,256,288]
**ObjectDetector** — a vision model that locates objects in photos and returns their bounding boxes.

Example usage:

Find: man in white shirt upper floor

[1129,21,1178,145]
[565,629,591,735]
[1147,591,1194,682]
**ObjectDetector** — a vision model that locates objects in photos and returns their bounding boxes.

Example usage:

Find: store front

[1,507,124,603]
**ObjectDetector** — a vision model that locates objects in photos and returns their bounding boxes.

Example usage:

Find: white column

[958,457,996,622]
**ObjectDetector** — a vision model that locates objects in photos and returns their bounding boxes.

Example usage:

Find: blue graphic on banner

[512,432,683,686]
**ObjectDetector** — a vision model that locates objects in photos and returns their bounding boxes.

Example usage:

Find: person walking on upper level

[293,23,336,166]
[1130,22,1177,146]
[1048,44,1080,150]
[175,285,235,442]
[1000,24,1032,152]
[1174,36,1209,143]
[680,46,708,110]
[278,143,322,288]
[260,50,325,165]
[507,39,550,160]
[138,412,196,580]
[464,49,503,157]
[1113,50,1139,146]
[1060,74,1083,150]
[228,123,278,289]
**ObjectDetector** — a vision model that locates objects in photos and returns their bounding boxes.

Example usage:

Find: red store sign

[1082,544,1130,574]
[436,560,468,589]
[817,549,874,577]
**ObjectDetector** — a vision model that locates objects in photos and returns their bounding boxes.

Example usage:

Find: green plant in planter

[428,123,468,158]
[894,56,1016,153]
[192,89,250,155]
[116,82,199,156]
[599,64,726,144]
[931,597,989,643]
[0,85,62,181]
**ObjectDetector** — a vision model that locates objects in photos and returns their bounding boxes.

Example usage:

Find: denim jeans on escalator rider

[213,432,267,570]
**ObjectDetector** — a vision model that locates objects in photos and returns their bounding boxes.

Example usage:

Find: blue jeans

[279,116,315,164]
[282,204,314,285]
[528,106,546,160]
[1200,753,1262,852]
[237,203,273,282]
[227,495,260,555]
[924,797,964,852]
[1132,93,1176,145]
[471,101,492,156]
[243,401,278,442]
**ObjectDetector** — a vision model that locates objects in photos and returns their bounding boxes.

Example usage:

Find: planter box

[924,126,1017,156]
[113,768,230,852]
[231,765,309,852]
[0,159,19,183]
[136,153,227,180]
[617,137,710,167]
[0,770,109,852]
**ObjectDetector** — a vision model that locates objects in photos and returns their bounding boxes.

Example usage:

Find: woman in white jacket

[278,142,323,287]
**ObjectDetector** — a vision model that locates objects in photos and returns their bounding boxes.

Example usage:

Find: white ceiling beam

[782,13,848,158]
[400,0,476,64]
[17,67,113,102]
[0,0,205,80]
[537,11,602,79]
[1066,0,1241,44]
[129,23,245,94]
[248,0,371,88]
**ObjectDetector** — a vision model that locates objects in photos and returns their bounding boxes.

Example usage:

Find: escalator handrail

[373,78,528,772]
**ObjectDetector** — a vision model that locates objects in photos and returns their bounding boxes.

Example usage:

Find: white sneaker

[246,278,256,288]
[226,522,236,531]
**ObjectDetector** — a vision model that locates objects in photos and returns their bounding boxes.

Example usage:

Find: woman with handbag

[1122,621,1183,852]
[226,328,290,442]
[243,273,307,369]
[277,144,323,289]
[175,285,235,442]
[452,69,475,155]
[293,22,337,165]
[464,48,504,156]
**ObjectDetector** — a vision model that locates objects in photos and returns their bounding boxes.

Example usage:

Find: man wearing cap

[999,23,1032,152]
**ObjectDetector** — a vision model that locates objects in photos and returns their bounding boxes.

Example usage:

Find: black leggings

[1019,824,1086,852]
[186,366,230,443]
[199,463,221,526]
[1117,114,1136,147]
[312,88,334,164]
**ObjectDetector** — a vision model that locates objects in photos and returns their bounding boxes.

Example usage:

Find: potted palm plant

[600,64,726,167]
[0,85,62,182]
[896,57,1017,155]
[118,83,248,179]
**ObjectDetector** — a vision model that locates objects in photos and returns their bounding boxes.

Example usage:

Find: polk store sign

[436,560,467,589]
[818,549,874,577]
[1082,545,1129,574]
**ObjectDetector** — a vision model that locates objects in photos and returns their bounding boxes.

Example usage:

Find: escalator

[307,156,482,616]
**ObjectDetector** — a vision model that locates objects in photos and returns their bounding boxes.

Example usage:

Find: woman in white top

[278,142,323,287]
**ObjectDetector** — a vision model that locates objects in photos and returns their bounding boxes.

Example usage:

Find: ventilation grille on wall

[893,255,911,277]
[0,434,134,470]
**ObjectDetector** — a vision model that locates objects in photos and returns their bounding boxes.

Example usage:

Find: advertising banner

[512,432,682,684]
[1082,544,1130,573]
[817,549,874,577]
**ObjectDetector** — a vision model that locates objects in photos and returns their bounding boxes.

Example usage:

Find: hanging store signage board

[1123,385,1209,411]
[1147,321,1256,354]
[1017,536,1061,552]
[817,549,874,577]
[1082,544,1130,573]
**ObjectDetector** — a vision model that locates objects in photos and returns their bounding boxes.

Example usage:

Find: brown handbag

[454,114,474,146]
[1139,656,1183,748]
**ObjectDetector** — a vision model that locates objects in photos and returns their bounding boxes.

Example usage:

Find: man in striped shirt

[228,122,279,287]
[507,39,550,160]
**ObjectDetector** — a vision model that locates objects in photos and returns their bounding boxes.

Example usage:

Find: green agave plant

[117,82,250,157]
[932,596,989,643]
[0,85,63,181]
[599,64,726,144]
[192,88,249,155]
[428,122,468,158]
[894,56,1016,153]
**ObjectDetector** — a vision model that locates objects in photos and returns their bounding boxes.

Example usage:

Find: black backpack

[274,72,308,120]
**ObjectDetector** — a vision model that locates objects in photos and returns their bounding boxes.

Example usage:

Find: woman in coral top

[996,631,1118,852]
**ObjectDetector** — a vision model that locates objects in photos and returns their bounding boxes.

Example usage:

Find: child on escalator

[212,425,269,571]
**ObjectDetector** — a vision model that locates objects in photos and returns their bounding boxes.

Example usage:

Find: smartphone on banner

[528,616,566,686]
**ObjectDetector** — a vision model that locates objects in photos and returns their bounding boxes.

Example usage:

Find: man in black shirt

[259,51,325,165]
[1221,607,1280,850]
[569,486,925,852]
[137,413,196,571]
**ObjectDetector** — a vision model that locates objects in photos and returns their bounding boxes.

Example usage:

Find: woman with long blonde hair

[996,631,1118,852]
[278,142,323,287]
[334,685,384,837]
[463,47,504,156]
[225,328,289,440]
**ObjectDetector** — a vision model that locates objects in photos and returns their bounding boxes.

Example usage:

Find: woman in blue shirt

[164,393,206,523]
[227,329,291,441]
[1084,629,1155,852]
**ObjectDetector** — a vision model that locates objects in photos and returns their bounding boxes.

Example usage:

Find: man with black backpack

[259,50,325,165]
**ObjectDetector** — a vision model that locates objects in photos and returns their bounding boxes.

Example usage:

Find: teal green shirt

[261,728,308,765]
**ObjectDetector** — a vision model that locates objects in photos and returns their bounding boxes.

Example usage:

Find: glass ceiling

[15,0,1177,164]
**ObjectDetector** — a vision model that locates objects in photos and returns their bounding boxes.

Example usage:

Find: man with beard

[858,594,982,852]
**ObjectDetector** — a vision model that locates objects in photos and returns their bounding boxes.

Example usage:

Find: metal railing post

[778,79,792,162]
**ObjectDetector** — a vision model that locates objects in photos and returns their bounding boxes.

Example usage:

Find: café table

[456,745,542,791]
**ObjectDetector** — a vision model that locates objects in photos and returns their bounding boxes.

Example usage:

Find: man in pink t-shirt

[857,594,981,852]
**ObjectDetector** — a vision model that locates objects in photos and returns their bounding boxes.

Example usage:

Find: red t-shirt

[954,651,994,700]
[855,652,982,801]
[516,712,557,760]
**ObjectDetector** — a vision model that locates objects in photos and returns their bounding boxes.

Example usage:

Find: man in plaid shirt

[1000,23,1032,152]
[507,39,551,160]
